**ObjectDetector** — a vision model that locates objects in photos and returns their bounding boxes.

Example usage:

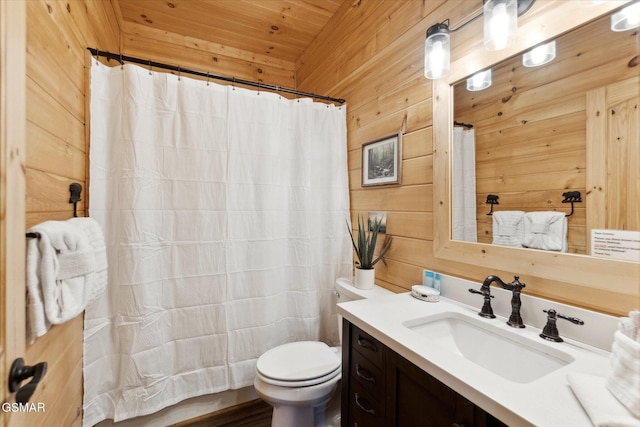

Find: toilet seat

[256,341,341,387]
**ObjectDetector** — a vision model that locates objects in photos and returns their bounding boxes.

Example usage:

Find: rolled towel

[606,331,640,418]
[568,373,640,427]
[492,211,525,247]
[522,211,568,252]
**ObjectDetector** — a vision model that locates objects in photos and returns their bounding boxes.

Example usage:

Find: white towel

[67,217,108,303]
[607,330,640,418]
[522,211,568,252]
[492,211,525,247]
[568,373,640,427]
[26,218,106,342]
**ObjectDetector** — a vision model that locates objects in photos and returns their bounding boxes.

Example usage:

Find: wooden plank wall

[296,0,480,293]
[18,2,119,426]
[453,15,639,254]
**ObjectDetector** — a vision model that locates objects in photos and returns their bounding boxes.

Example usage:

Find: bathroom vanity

[342,321,506,427]
[338,274,616,427]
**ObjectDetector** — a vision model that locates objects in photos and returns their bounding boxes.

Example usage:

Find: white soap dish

[411,285,440,302]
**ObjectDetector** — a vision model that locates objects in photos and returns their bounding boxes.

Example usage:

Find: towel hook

[486,194,499,216]
[69,183,82,218]
[561,191,582,217]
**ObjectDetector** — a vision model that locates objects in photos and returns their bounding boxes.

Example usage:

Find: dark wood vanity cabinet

[342,321,508,427]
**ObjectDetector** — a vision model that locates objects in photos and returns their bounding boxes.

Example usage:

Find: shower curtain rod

[88,48,346,104]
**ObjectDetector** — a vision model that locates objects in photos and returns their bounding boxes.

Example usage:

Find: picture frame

[361,132,402,187]
[368,211,387,233]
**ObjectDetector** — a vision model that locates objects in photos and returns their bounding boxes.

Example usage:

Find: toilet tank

[335,277,393,344]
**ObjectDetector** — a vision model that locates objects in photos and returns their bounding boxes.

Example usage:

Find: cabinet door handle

[355,364,376,384]
[354,392,375,416]
[357,335,378,352]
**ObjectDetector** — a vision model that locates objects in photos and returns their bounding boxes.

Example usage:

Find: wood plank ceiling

[114,0,344,63]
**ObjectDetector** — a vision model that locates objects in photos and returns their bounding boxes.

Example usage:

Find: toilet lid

[256,341,341,383]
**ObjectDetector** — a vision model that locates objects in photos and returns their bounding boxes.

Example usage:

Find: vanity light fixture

[423,0,536,80]
[522,40,556,67]
[424,22,451,79]
[610,1,640,32]
[466,69,492,91]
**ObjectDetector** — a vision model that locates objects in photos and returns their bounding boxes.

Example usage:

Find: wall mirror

[433,0,639,312]
[452,5,639,256]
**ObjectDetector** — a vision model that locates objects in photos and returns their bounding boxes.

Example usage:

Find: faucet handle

[468,288,496,319]
[468,288,494,298]
[554,311,584,325]
[540,309,584,342]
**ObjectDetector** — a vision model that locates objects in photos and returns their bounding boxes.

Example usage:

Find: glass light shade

[466,70,492,91]
[484,0,518,51]
[523,41,556,67]
[424,24,450,80]
[611,2,640,32]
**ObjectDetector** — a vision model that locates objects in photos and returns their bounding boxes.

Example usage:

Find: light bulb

[484,0,518,51]
[424,24,450,79]
[490,3,510,50]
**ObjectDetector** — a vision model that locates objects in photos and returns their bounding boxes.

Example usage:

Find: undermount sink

[402,312,574,383]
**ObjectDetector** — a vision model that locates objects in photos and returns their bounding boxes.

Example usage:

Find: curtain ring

[206,72,210,86]
[177,66,181,81]
[94,49,100,66]
[148,59,152,75]
[119,52,124,69]
[232,77,235,90]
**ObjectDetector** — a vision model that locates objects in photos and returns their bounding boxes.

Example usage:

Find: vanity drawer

[347,378,384,427]
[350,325,383,368]
[350,347,384,400]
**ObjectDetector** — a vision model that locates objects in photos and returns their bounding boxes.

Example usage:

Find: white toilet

[254,277,393,427]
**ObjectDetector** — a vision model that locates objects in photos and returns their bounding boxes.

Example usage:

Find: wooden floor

[172,399,272,427]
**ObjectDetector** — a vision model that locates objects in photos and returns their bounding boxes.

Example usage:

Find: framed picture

[361,132,402,187]
[368,211,387,233]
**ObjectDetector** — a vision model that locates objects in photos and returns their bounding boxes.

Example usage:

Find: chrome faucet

[469,275,526,328]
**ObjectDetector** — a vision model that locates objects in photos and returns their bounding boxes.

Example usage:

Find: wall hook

[561,191,582,217]
[69,183,82,217]
[9,358,47,404]
[486,194,499,215]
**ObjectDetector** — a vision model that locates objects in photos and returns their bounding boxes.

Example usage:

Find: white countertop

[337,279,615,427]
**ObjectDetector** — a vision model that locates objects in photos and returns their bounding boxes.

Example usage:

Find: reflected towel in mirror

[492,211,525,247]
[522,211,567,252]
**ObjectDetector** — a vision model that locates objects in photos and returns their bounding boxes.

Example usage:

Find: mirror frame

[433,0,639,304]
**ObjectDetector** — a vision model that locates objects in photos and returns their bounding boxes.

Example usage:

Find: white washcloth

[522,211,568,252]
[568,373,640,427]
[26,218,104,342]
[607,330,640,418]
[492,211,525,247]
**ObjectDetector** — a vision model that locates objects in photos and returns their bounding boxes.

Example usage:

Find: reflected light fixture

[611,2,640,32]
[424,22,451,79]
[466,69,492,91]
[522,40,556,67]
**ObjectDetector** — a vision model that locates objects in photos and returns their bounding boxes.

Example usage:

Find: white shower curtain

[83,57,351,426]
[452,126,477,242]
